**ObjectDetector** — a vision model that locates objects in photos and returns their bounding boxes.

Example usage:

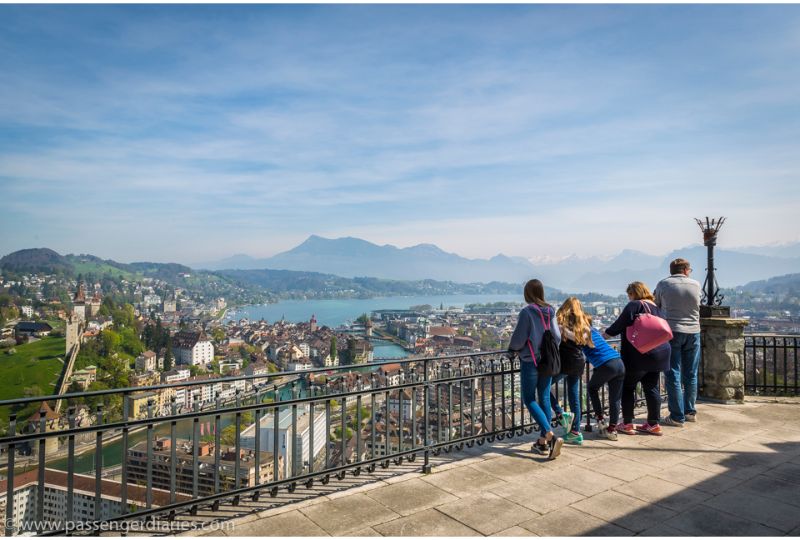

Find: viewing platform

[183,398,800,536]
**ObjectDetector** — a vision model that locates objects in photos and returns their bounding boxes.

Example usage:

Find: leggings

[588,358,625,426]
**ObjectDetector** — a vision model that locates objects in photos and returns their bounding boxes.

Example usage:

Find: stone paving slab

[493,525,539,536]
[664,504,784,536]
[569,489,677,533]
[436,491,539,535]
[612,475,712,512]
[372,508,481,537]
[419,464,506,496]
[538,464,626,497]
[363,478,458,516]
[489,480,585,514]
[518,506,633,536]
[649,462,747,495]
[703,490,800,533]
[575,453,656,481]
[223,509,329,536]
[298,494,401,536]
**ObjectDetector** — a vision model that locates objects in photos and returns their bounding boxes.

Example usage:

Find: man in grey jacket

[654,258,701,426]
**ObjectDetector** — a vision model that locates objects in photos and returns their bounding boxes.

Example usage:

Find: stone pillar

[700,317,749,403]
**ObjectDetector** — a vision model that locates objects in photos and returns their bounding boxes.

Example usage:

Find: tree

[212,327,225,342]
[163,340,173,371]
[101,329,121,356]
[220,424,237,446]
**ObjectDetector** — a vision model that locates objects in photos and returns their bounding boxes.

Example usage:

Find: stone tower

[88,289,102,317]
[66,313,83,355]
[72,282,87,322]
[310,314,317,332]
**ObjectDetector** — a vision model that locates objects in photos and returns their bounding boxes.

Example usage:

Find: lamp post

[694,216,730,317]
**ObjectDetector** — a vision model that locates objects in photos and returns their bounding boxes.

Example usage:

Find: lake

[225,294,522,328]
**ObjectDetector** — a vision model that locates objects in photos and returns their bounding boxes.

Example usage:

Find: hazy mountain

[201,236,800,294]
[730,242,800,259]
[215,235,538,283]
[735,273,800,294]
[569,246,800,295]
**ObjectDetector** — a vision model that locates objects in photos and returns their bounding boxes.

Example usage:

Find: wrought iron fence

[743,334,800,395]
[0,341,653,536]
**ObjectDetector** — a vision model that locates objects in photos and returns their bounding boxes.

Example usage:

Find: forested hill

[217,268,522,298]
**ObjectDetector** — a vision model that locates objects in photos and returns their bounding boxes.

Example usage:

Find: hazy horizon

[2,5,799,262]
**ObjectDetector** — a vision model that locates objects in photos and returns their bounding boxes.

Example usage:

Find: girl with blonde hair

[549,297,594,445]
[554,297,625,441]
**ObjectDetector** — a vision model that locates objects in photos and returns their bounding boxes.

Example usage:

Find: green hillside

[68,257,139,280]
[0,337,65,424]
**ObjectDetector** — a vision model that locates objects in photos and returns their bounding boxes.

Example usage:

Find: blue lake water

[225,294,522,328]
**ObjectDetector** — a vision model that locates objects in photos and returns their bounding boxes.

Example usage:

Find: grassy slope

[70,259,139,280]
[0,337,66,422]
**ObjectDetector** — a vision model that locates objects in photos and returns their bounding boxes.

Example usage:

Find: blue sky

[1,5,799,264]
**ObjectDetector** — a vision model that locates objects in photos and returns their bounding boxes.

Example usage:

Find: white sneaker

[685,413,697,423]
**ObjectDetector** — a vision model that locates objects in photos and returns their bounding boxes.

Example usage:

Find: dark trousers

[588,358,625,425]
[622,370,662,425]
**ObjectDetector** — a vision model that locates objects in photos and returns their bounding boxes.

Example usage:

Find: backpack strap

[523,308,539,367]
[529,304,551,330]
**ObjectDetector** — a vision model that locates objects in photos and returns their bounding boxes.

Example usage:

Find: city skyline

[1,5,799,264]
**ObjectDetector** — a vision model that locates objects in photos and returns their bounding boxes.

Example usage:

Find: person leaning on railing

[507,279,564,460]
[654,258,702,426]
[605,281,671,436]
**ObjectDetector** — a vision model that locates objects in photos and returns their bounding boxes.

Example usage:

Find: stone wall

[700,317,749,403]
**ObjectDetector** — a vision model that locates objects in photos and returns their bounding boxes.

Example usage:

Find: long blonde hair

[556,297,594,347]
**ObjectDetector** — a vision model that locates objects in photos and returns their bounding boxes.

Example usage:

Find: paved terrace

[177,398,800,537]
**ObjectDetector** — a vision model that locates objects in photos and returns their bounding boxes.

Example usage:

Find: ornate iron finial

[694,216,729,317]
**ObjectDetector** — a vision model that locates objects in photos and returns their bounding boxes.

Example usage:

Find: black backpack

[526,305,561,377]
[559,339,586,377]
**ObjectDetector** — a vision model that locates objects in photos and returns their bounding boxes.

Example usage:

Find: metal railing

[743,334,799,395]
[0,342,645,536]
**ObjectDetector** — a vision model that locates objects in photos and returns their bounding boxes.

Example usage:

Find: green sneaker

[563,431,583,445]
[561,412,575,432]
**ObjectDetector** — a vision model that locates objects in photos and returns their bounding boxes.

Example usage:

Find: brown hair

[670,258,691,275]
[557,297,595,347]
[626,281,655,302]
[523,279,549,307]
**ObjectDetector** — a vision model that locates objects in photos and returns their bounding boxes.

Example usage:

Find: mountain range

[200,236,800,295]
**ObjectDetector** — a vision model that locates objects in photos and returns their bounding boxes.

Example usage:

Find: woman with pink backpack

[605,282,672,436]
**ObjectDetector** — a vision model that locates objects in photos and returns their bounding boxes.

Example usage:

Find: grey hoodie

[654,274,701,334]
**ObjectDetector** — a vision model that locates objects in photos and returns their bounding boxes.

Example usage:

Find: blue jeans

[520,360,552,437]
[666,332,701,422]
[550,373,581,433]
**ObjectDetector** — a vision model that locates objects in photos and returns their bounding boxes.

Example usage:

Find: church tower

[310,314,317,332]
